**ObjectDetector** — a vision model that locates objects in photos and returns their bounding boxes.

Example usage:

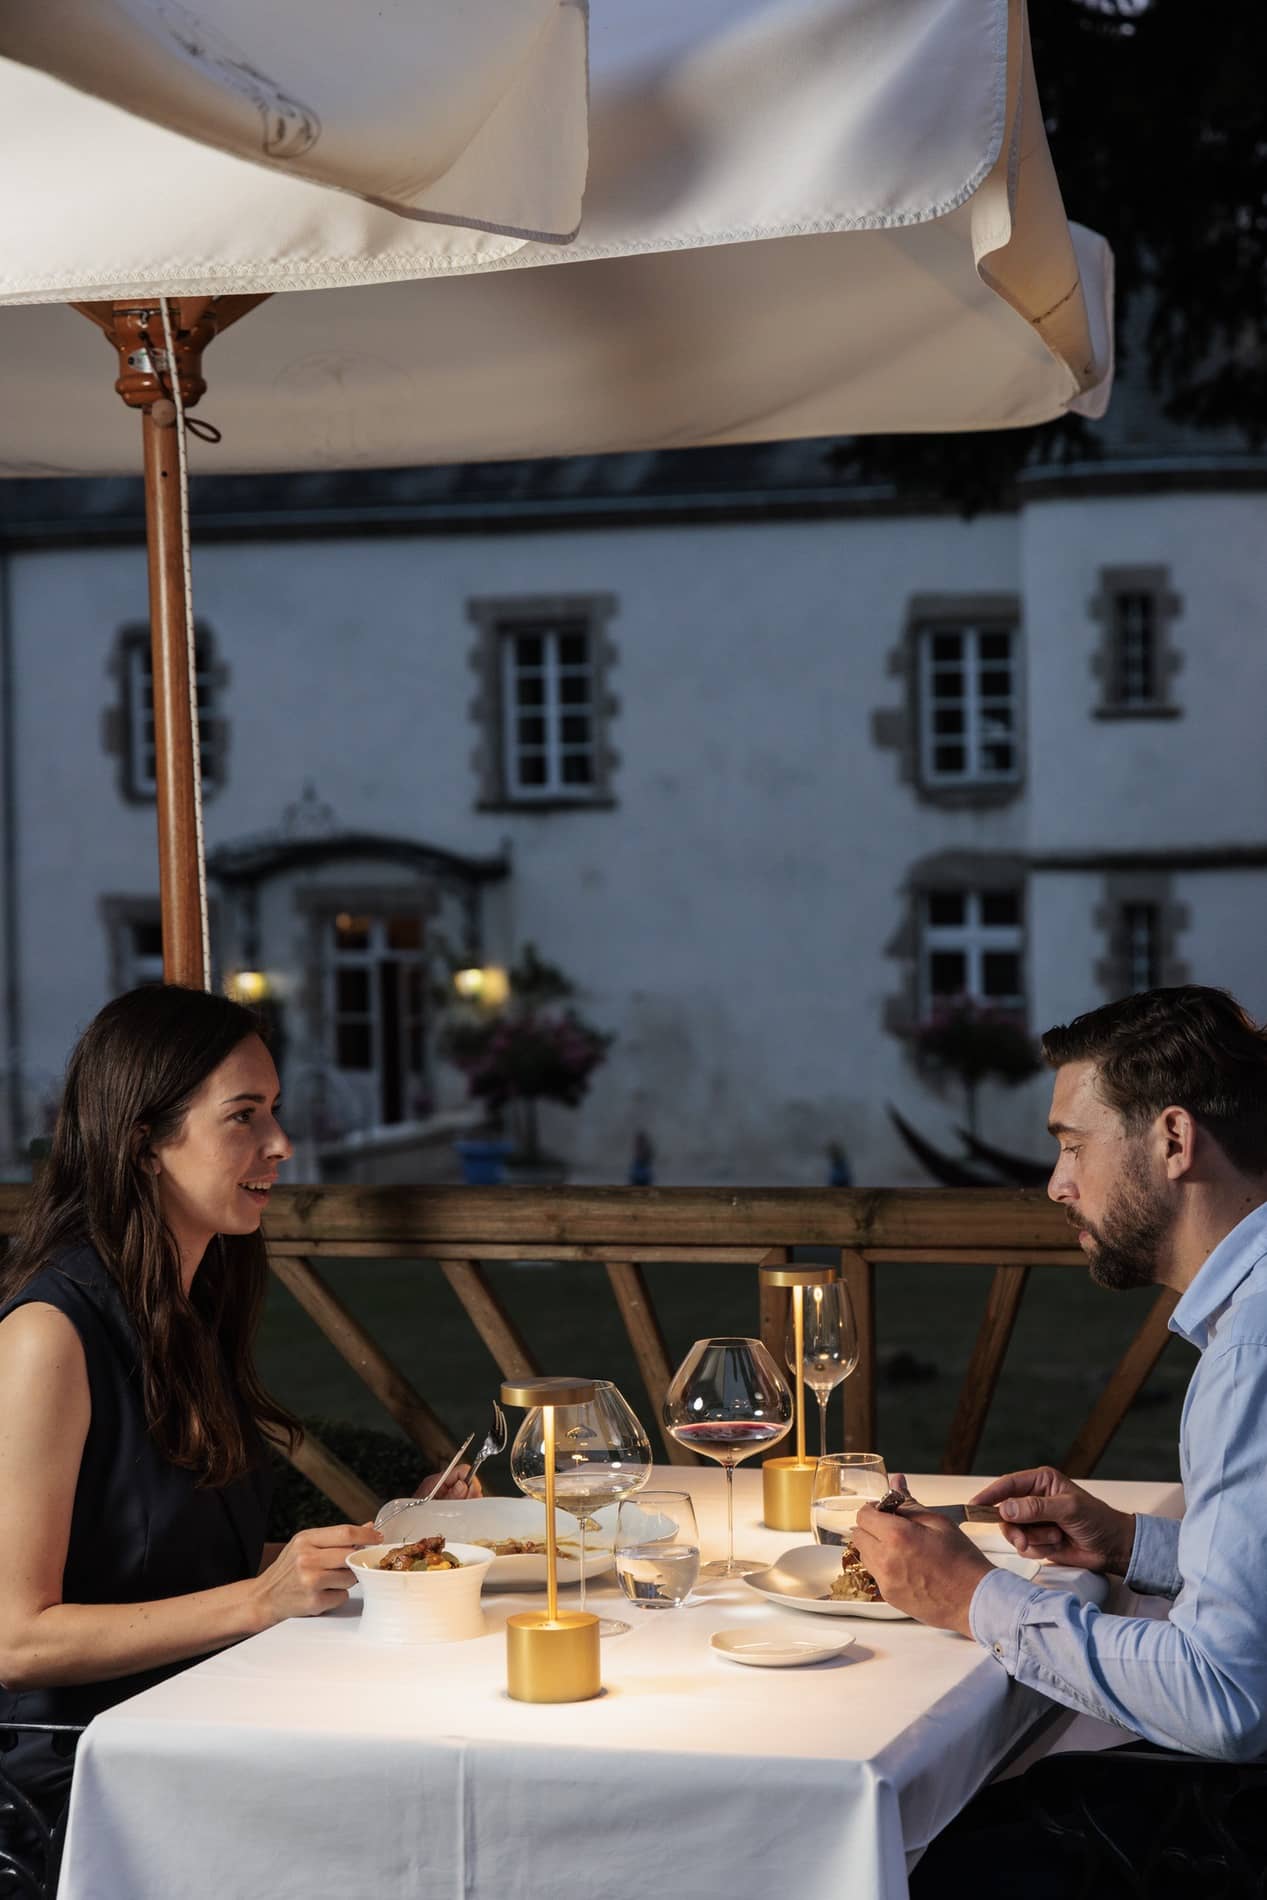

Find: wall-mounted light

[229,969,270,1005]
[453,965,509,1007]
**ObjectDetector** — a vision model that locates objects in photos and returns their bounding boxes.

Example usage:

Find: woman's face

[150,1034,292,1273]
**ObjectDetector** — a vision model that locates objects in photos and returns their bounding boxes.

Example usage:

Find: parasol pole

[72,296,269,989]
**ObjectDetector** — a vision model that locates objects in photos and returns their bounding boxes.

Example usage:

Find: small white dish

[371,1497,618,1589]
[711,1627,856,1668]
[348,1540,492,1644]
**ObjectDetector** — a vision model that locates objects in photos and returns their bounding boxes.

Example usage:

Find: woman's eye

[231,1109,254,1125]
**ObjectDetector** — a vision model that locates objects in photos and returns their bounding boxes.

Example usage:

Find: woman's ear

[131,1124,160,1175]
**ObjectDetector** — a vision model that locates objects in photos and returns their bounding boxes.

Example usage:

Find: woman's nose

[265,1117,293,1162]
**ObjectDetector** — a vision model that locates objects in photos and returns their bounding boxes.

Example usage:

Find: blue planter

[454,1138,513,1186]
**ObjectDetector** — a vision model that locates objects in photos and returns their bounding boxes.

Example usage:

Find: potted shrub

[440,945,613,1183]
[911,996,1041,1135]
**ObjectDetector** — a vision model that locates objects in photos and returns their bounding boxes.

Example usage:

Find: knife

[876,1490,1002,1523]
[374,1431,475,1533]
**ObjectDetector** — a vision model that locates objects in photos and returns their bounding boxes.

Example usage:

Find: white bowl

[348,1540,493,1644]
[372,1497,617,1589]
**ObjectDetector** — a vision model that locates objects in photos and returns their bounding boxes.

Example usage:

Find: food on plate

[470,1537,582,1557]
[378,1536,462,1573]
[826,1543,884,1604]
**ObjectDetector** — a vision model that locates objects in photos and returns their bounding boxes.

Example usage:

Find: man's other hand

[970,1467,1135,1574]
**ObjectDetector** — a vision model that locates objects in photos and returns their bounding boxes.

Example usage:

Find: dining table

[57,1467,1184,1900]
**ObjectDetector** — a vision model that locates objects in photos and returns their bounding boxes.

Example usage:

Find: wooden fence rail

[0,1184,1177,1520]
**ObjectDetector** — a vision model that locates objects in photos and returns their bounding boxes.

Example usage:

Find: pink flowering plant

[912,995,1040,1134]
[439,944,612,1161]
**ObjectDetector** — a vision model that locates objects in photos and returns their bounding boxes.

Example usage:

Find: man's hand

[970,1467,1135,1574]
[851,1505,991,1635]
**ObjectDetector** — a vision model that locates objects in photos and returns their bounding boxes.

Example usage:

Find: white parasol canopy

[0,0,1112,478]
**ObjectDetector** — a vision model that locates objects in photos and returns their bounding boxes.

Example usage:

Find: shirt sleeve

[969,1335,1267,1761]
[1124,1512,1183,1599]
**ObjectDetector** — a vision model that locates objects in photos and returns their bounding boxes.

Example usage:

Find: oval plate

[745,1544,1042,1620]
[711,1626,856,1668]
[371,1496,617,1588]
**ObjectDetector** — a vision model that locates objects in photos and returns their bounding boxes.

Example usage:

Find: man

[853,986,1267,1882]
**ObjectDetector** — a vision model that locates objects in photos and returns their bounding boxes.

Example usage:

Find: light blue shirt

[969,1199,1267,1761]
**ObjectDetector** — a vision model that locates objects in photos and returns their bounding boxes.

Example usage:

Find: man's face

[1046,1060,1174,1290]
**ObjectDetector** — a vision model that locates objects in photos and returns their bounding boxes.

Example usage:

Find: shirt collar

[1170,1200,1267,1349]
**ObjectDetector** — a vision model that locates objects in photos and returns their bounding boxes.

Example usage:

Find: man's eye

[1061,1144,1081,1157]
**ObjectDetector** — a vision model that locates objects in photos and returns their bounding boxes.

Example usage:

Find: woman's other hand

[412,1464,483,1501]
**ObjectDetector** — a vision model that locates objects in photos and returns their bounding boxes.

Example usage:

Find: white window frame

[500,617,596,802]
[921,889,1025,1017]
[124,632,219,800]
[918,624,1020,788]
[326,911,428,1122]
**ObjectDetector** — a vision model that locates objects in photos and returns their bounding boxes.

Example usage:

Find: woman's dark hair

[1,985,297,1486]
[1042,985,1267,1174]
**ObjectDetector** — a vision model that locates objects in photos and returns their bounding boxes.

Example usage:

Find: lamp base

[762,1456,819,1531]
[506,1611,602,1703]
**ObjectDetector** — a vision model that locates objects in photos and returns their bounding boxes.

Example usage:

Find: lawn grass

[255,1253,1190,1494]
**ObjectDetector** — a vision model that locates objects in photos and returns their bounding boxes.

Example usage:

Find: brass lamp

[500,1377,602,1703]
[758,1265,837,1530]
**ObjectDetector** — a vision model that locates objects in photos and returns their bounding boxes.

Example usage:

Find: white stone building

[2,401,1265,1184]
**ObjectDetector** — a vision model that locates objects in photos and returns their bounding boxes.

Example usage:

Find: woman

[0,984,466,1838]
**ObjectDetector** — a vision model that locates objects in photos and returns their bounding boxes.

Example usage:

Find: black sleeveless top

[0,1244,271,1812]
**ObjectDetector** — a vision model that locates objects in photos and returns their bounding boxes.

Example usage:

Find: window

[328,909,428,1125]
[1122,901,1160,992]
[501,617,595,799]
[467,593,618,808]
[1090,567,1183,719]
[107,622,227,802]
[919,625,1019,786]
[922,888,1024,1015]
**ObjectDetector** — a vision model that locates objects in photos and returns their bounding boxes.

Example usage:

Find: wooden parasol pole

[72,297,268,988]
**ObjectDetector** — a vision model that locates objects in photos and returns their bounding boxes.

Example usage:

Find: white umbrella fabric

[0,0,1113,984]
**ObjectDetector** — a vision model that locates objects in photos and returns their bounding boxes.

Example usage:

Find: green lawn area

[256,1253,1190,1495]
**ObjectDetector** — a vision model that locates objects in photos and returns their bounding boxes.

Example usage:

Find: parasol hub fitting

[107,304,216,413]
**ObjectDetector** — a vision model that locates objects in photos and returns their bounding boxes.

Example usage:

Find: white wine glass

[784,1279,859,1458]
[510,1379,652,1636]
[663,1336,792,1578]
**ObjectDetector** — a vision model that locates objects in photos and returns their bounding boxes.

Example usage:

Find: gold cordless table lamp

[501,1378,602,1703]
[759,1265,837,1530]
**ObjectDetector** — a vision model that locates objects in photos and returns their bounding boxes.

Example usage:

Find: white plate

[371,1496,617,1588]
[743,1545,1043,1620]
[711,1626,856,1668]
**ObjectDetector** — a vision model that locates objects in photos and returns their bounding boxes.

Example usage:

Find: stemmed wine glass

[784,1279,859,1458]
[510,1379,652,1637]
[663,1337,792,1578]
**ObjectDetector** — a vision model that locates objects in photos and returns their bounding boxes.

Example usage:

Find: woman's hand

[249,1523,380,1626]
[412,1464,483,1501]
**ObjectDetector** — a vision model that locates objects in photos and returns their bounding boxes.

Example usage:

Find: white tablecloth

[58,1470,1183,1900]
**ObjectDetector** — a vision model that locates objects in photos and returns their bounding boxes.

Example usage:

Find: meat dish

[378,1535,462,1573]
[826,1543,884,1603]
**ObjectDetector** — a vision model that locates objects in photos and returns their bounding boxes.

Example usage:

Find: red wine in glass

[664,1337,792,1577]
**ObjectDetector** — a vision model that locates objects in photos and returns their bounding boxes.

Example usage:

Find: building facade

[2,423,1265,1184]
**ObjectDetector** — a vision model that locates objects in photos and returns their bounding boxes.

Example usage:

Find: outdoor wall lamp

[453,965,509,1007]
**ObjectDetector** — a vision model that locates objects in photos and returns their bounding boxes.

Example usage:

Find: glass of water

[811,1452,889,1544]
[614,1491,701,1609]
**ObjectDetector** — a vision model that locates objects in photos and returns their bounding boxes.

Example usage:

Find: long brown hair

[1,985,298,1486]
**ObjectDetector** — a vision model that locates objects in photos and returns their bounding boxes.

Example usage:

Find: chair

[0,1725,83,1900]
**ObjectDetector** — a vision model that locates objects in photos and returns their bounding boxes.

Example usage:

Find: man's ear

[1158,1105,1197,1180]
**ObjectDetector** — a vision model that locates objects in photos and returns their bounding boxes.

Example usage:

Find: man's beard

[1065,1150,1174,1291]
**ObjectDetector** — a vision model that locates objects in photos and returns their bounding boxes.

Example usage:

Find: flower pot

[453,1138,513,1185]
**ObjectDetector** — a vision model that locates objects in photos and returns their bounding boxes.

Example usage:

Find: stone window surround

[1089,564,1184,721]
[102,621,229,805]
[872,592,1024,810]
[466,592,620,811]
[100,892,222,994]
[1093,871,1190,999]
[883,850,1029,1038]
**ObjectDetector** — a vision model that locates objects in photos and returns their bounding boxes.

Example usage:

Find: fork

[465,1400,508,1492]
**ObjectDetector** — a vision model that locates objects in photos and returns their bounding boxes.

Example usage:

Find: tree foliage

[828,0,1267,512]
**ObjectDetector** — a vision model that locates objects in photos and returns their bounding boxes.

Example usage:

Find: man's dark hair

[1042,986,1267,1174]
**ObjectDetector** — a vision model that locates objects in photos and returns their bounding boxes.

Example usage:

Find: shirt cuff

[969,1565,1047,1672]
[1124,1511,1182,1598]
